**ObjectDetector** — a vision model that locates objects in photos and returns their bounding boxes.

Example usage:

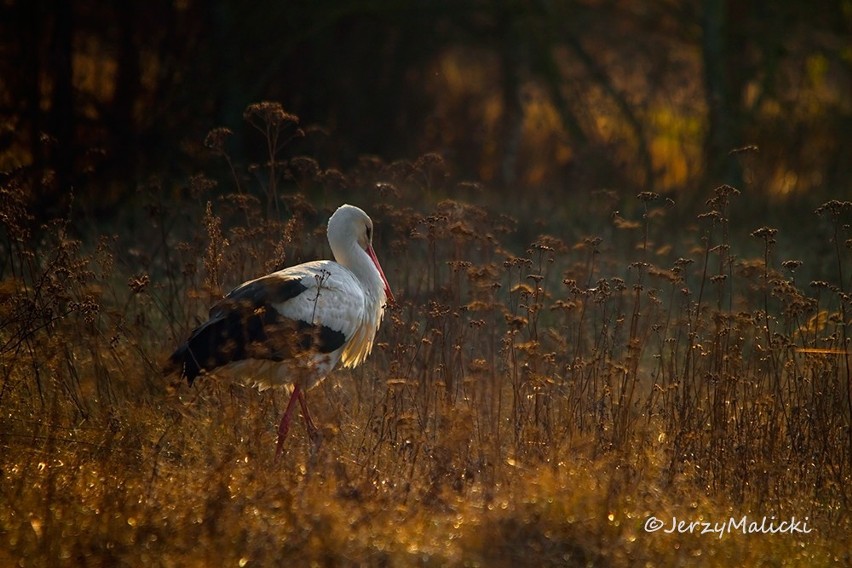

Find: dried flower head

[128,274,150,294]
[189,173,217,199]
[815,200,852,218]
[287,156,320,184]
[243,102,299,130]
[637,191,660,202]
[750,227,778,239]
[204,127,233,155]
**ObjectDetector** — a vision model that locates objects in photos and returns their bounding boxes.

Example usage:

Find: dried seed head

[319,168,348,190]
[243,102,299,129]
[532,235,565,252]
[713,184,741,198]
[815,200,852,217]
[698,210,723,222]
[204,127,233,155]
[189,174,217,199]
[128,274,150,294]
[728,145,759,155]
[414,152,445,169]
[750,227,778,239]
[637,191,660,202]
[288,157,320,181]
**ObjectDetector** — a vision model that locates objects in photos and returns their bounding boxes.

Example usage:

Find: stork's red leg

[276,384,303,457]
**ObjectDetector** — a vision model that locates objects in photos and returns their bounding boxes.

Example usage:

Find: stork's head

[328,204,394,304]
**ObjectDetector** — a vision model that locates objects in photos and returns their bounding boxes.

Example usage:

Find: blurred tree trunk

[700,0,742,188]
[112,1,141,182]
[21,0,44,179]
[210,0,245,146]
[498,8,526,188]
[46,0,74,209]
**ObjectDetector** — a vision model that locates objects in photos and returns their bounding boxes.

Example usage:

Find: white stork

[166,204,393,455]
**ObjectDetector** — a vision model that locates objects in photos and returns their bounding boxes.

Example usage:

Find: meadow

[1,104,850,566]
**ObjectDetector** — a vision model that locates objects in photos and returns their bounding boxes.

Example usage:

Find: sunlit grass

[1,106,850,566]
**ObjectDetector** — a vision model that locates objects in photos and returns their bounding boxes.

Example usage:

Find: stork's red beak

[366,244,394,305]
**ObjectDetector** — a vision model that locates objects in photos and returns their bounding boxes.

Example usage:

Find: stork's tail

[164,324,211,385]
[164,301,301,385]
[164,313,255,385]
[164,342,201,385]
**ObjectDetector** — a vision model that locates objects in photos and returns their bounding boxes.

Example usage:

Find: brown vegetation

[1,105,850,565]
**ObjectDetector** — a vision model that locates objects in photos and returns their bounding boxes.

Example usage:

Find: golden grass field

[1,111,850,566]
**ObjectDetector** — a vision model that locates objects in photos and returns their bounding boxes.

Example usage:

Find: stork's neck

[332,241,386,307]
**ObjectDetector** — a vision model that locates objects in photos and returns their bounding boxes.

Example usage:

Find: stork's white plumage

[166,204,393,455]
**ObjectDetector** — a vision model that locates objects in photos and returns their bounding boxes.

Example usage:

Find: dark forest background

[0,0,850,219]
[1,4,851,564]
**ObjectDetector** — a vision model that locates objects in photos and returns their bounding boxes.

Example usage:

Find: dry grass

[1,105,850,566]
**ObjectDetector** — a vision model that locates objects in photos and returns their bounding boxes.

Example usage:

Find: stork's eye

[366,226,372,241]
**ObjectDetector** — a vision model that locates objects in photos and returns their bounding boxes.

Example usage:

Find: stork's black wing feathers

[166,276,345,385]
[211,276,309,317]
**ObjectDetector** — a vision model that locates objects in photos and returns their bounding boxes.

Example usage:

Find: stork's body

[166,204,392,454]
